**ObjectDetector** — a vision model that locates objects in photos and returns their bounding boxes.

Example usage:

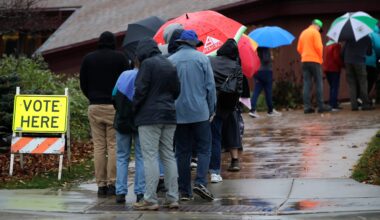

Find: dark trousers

[250,70,273,113]
[367,66,378,95]
[346,63,370,109]
[302,62,324,110]
[175,121,211,196]
[326,72,341,108]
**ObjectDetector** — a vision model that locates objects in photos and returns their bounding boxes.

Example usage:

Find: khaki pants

[88,104,116,187]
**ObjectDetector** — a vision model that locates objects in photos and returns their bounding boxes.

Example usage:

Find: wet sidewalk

[1,107,380,219]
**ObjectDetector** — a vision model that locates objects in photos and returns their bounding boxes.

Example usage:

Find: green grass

[352,131,380,185]
[0,159,94,189]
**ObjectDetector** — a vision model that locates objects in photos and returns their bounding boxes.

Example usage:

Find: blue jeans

[116,131,145,196]
[250,70,273,113]
[302,62,324,110]
[326,72,340,108]
[175,121,211,196]
[209,115,223,175]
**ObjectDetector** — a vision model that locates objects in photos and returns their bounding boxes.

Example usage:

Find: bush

[0,55,90,141]
[272,62,303,109]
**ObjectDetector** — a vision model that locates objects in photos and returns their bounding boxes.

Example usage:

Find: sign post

[9,87,69,180]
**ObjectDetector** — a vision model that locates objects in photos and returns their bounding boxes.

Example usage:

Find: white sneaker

[249,110,260,118]
[210,174,223,183]
[267,109,282,117]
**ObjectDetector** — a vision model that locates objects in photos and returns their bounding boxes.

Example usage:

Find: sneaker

[107,184,116,196]
[267,109,282,117]
[163,200,179,209]
[193,184,214,201]
[136,193,144,203]
[210,173,223,183]
[190,158,198,169]
[133,200,159,211]
[228,159,240,172]
[318,105,332,113]
[304,108,315,114]
[179,192,194,201]
[115,194,126,203]
[331,108,340,112]
[248,110,260,118]
[97,186,108,197]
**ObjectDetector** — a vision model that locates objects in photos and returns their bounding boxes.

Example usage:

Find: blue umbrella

[248,26,295,48]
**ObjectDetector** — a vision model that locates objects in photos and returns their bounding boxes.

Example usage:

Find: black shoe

[362,105,375,111]
[193,184,214,201]
[228,159,240,172]
[107,184,116,196]
[136,193,144,203]
[304,108,315,114]
[156,178,167,193]
[98,186,108,197]
[352,107,359,111]
[318,106,332,113]
[179,192,194,201]
[115,194,126,203]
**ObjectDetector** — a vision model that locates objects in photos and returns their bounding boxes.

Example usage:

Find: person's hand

[209,113,215,122]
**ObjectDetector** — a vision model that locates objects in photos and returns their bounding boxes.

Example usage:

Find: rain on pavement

[221,107,380,179]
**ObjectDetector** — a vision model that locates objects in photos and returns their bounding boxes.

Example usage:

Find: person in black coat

[132,38,180,210]
[208,39,243,180]
[80,31,129,197]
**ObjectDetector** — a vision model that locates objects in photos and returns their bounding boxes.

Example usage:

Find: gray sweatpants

[138,124,179,204]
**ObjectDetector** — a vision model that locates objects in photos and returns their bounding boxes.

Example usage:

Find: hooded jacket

[80,31,129,104]
[133,38,180,126]
[209,39,243,117]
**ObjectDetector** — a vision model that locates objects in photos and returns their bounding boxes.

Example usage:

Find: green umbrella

[327,11,378,42]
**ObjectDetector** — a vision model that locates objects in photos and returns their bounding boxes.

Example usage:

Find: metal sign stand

[9,87,69,180]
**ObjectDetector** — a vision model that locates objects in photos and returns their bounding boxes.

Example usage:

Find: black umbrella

[122,16,165,61]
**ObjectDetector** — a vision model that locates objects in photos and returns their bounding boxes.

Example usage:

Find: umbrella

[238,34,260,78]
[154,10,246,55]
[248,26,295,48]
[122,16,165,60]
[327,11,378,42]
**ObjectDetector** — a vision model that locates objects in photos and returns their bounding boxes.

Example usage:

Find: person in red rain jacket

[323,41,343,111]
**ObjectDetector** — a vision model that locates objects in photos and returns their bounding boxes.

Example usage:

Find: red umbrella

[238,34,260,78]
[154,10,246,55]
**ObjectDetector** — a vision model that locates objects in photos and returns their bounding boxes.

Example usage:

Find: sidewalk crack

[276,178,294,214]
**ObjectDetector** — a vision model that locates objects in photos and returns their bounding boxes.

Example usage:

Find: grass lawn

[352,131,380,185]
[0,159,94,189]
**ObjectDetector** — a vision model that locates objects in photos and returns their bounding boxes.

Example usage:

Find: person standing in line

[133,38,180,210]
[365,26,380,103]
[323,41,343,111]
[297,19,331,114]
[248,47,282,118]
[112,58,145,204]
[169,30,216,201]
[80,31,129,197]
[209,39,243,182]
[343,35,374,111]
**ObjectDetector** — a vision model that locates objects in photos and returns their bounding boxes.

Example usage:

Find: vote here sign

[12,95,68,133]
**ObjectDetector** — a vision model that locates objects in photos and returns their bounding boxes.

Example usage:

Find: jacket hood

[98,31,116,49]
[168,29,184,54]
[136,38,161,62]
[217,39,239,60]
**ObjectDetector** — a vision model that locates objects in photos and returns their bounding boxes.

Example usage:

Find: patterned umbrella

[154,10,246,55]
[327,11,378,42]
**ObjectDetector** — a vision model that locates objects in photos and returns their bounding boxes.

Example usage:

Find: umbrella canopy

[154,10,246,55]
[122,16,165,60]
[238,34,260,78]
[327,11,378,42]
[248,26,295,48]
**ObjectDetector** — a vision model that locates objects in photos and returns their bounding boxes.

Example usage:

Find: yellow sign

[12,95,68,133]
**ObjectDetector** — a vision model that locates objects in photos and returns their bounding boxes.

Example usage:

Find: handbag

[219,67,240,94]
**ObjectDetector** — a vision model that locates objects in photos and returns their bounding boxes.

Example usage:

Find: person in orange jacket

[323,41,343,111]
[297,19,331,114]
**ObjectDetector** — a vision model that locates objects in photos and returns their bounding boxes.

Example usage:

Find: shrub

[0,55,90,141]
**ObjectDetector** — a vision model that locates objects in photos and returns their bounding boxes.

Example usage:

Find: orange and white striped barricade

[9,87,70,180]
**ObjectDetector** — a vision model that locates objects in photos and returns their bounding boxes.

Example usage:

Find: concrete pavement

[1,107,380,219]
